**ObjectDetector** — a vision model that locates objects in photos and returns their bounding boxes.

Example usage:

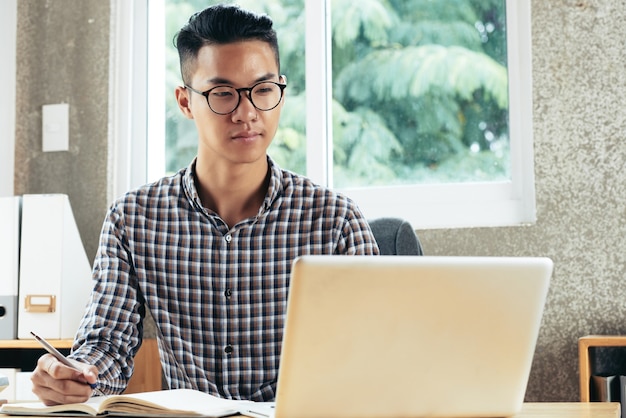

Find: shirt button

[224,288,232,298]
[224,234,232,243]
[224,345,233,355]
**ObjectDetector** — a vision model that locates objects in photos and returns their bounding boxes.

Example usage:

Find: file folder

[0,196,20,340]
[17,194,92,339]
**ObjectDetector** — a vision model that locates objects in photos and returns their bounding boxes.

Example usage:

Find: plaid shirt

[70,157,379,401]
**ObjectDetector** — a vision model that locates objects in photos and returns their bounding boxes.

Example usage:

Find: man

[31,3,378,406]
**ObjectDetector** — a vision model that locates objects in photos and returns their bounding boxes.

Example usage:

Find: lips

[231,131,261,141]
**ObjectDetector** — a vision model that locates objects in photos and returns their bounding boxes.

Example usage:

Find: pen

[30,331,106,397]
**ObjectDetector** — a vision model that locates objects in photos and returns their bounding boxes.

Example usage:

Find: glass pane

[330,0,509,188]
[163,0,306,176]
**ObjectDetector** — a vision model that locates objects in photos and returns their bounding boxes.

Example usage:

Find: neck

[194,156,270,227]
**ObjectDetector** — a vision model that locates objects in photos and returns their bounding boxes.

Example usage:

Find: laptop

[246,255,552,418]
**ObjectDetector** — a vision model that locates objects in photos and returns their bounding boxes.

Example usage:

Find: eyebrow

[205,73,278,86]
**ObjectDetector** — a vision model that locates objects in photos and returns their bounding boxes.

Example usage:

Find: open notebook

[0,388,275,417]
[245,255,553,418]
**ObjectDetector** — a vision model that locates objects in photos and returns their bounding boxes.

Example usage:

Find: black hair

[174,3,280,84]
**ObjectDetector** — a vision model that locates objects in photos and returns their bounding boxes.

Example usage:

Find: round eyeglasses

[185,80,287,115]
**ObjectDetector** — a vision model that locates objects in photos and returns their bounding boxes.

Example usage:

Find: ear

[279,75,287,106]
[175,86,194,119]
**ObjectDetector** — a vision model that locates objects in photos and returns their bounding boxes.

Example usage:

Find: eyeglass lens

[209,82,283,114]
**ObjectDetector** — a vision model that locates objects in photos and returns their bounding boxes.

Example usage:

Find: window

[0,0,17,197]
[112,0,534,229]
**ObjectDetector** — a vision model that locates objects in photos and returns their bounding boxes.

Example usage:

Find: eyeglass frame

[184,79,287,115]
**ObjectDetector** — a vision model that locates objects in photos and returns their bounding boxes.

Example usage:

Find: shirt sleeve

[336,204,381,256]
[69,201,145,395]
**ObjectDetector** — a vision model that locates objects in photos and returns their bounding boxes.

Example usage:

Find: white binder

[14,372,37,401]
[0,368,18,401]
[17,194,93,339]
[0,196,20,340]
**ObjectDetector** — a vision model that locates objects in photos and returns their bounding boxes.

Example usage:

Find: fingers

[31,354,94,406]
[82,367,99,386]
[35,354,79,381]
[33,383,94,407]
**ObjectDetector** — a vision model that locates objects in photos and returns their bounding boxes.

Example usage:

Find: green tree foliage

[164,0,509,185]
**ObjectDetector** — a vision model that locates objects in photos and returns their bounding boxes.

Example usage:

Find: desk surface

[0,402,619,418]
[226,403,618,418]
[513,403,619,418]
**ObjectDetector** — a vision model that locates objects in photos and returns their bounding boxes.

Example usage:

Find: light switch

[42,103,69,152]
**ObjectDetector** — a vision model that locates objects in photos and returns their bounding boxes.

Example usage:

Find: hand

[31,353,99,406]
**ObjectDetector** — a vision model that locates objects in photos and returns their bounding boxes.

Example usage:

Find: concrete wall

[14,0,110,260]
[418,1,626,401]
[13,0,626,401]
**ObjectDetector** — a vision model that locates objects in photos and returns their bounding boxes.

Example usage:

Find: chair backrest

[124,338,163,393]
[368,217,423,255]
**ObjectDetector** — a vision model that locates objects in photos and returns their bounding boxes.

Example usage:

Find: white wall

[0,0,17,197]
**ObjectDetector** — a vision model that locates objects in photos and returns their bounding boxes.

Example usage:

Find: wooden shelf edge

[0,339,73,349]
[579,335,626,347]
[578,335,626,402]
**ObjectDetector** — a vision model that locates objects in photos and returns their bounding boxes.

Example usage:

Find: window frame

[113,0,535,229]
[307,0,535,229]
[0,0,17,197]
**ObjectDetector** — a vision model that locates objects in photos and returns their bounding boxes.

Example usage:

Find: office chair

[368,217,423,256]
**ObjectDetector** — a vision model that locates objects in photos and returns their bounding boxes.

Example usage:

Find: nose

[231,90,257,122]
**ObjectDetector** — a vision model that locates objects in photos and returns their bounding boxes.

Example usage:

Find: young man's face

[177,40,284,167]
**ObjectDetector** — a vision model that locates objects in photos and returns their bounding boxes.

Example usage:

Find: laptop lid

[273,256,552,418]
